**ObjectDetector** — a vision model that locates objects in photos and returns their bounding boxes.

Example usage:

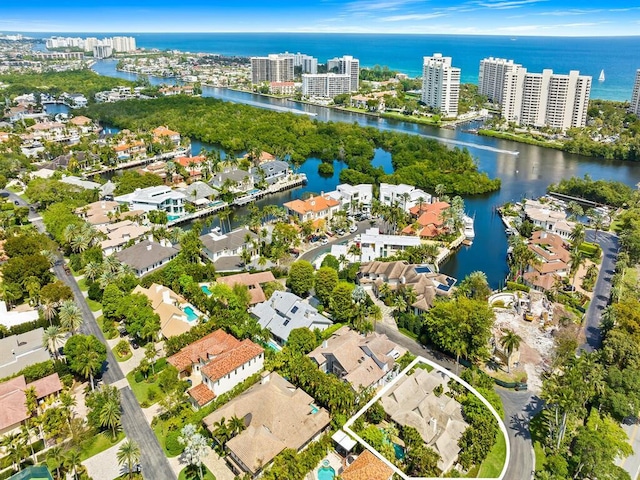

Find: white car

[321,238,329,245]
[349,225,358,233]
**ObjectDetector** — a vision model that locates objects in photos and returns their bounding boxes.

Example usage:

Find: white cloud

[476,0,547,10]
[344,0,425,13]
[380,13,448,22]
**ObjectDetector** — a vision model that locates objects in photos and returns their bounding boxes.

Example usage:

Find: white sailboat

[599,69,605,82]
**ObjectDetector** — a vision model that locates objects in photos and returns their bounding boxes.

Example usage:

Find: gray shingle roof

[115,240,179,272]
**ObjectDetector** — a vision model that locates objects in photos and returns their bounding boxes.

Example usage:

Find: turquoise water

[316,467,335,480]
[310,404,319,414]
[201,285,212,296]
[183,305,199,322]
[393,443,405,460]
[167,214,181,221]
[266,339,282,352]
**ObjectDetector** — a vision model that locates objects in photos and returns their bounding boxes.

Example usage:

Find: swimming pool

[266,339,282,352]
[201,285,212,296]
[183,305,199,322]
[317,466,335,480]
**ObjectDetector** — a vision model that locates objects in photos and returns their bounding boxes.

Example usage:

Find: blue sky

[3,0,640,35]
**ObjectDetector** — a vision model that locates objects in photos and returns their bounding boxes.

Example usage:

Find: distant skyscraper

[502,68,591,129]
[112,36,137,53]
[289,53,318,74]
[338,55,360,92]
[250,54,294,83]
[93,44,113,59]
[421,53,461,117]
[631,69,640,116]
[479,57,521,105]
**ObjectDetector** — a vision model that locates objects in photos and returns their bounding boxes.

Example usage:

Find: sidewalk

[83,439,126,480]
[366,289,397,330]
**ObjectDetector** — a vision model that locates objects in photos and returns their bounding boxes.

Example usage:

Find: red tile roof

[188,383,216,407]
[175,155,206,168]
[201,339,264,382]
[341,450,394,480]
[284,195,340,216]
[168,329,242,372]
[29,373,63,399]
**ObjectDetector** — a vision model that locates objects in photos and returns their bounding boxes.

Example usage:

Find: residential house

[138,161,173,184]
[159,85,195,96]
[27,122,65,142]
[203,372,331,477]
[113,140,146,159]
[336,183,373,212]
[75,200,143,226]
[357,228,422,261]
[115,185,185,217]
[60,175,101,191]
[132,284,196,339]
[49,151,99,170]
[340,450,394,480]
[269,82,296,95]
[0,328,51,379]
[210,167,254,194]
[168,329,264,408]
[252,160,290,186]
[0,301,39,329]
[379,183,432,211]
[178,181,217,207]
[243,151,275,164]
[522,230,571,291]
[152,126,181,146]
[308,326,406,391]
[283,194,340,229]
[0,374,63,436]
[401,201,450,238]
[523,199,576,239]
[175,155,206,182]
[200,227,258,265]
[96,220,150,255]
[115,240,180,277]
[358,261,456,314]
[380,368,468,472]
[213,271,276,305]
[250,291,333,345]
[68,115,94,133]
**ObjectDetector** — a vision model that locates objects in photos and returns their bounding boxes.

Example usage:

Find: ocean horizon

[25,32,640,102]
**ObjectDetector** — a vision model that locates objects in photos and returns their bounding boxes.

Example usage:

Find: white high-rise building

[302,73,351,97]
[93,45,113,59]
[421,53,461,118]
[112,36,137,53]
[502,68,591,129]
[631,69,640,117]
[250,54,294,84]
[287,53,318,74]
[479,57,521,105]
[338,55,360,92]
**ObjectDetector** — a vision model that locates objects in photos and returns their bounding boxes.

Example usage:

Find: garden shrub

[506,281,530,293]
[165,429,184,456]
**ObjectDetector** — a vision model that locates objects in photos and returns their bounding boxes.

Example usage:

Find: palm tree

[43,325,65,359]
[117,440,141,479]
[24,276,41,306]
[500,329,522,373]
[64,449,84,480]
[227,415,246,437]
[46,445,63,479]
[100,392,122,439]
[1,432,26,472]
[569,250,586,290]
[591,213,606,241]
[435,183,446,201]
[83,261,103,282]
[103,254,122,273]
[569,223,585,251]
[98,270,117,290]
[41,301,58,326]
[58,300,83,334]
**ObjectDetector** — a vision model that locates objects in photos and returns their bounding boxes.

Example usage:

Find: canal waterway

[88,60,640,288]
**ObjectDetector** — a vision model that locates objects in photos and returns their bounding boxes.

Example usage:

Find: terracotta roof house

[380,368,469,472]
[341,450,394,480]
[250,291,333,346]
[213,271,276,305]
[0,374,62,435]
[523,230,571,291]
[284,195,340,224]
[175,155,206,182]
[402,201,450,238]
[203,372,331,477]
[0,328,50,379]
[152,126,181,145]
[308,326,406,391]
[358,261,456,314]
[167,329,264,408]
[115,240,180,277]
[132,284,197,339]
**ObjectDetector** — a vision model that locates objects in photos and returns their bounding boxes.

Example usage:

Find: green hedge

[578,242,601,259]
[506,281,530,293]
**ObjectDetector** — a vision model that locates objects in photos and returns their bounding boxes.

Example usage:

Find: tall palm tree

[569,250,586,290]
[64,449,84,480]
[117,440,141,479]
[591,213,606,241]
[83,261,103,282]
[227,415,246,437]
[500,329,522,373]
[98,270,117,290]
[100,393,122,439]
[58,300,83,334]
[41,301,59,326]
[43,325,65,359]
[103,254,122,273]
[1,432,26,472]
[46,445,63,479]
[569,223,585,251]
[23,276,41,306]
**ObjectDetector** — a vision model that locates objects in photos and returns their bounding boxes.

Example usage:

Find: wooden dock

[167,201,228,227]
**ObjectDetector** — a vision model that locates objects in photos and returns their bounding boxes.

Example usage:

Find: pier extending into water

[167,201,228,227]
[233,174,308,206]
[87,150,189,176]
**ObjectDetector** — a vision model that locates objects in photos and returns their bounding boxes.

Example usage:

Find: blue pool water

[168,214,181,221]
[266,340,282,352]
[183,306,199,322]
[310,404,319,414]
[317,467,335,480]
[201,285,212,296]
[393,443,405,460]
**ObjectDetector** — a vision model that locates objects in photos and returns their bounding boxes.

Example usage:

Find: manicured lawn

[77,278,89,291]
[86,298,102,312]
[178,465,216,480]
[126,371,161,406]
[398,327,418,341]
[477,429,507,478]
[79,431,124,461]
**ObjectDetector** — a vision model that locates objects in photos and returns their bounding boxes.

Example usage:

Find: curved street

[3,189,177,480]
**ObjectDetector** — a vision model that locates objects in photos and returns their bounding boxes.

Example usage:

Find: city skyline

[3,0,640,36]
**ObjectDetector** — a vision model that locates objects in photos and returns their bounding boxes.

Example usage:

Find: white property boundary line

[343,356,510,480]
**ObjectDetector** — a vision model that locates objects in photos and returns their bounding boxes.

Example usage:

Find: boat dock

[167,201,229,227]
[87,149,190,176]
[232,174,307,206]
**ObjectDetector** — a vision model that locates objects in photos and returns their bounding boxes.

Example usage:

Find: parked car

[321,238,329,245]
[349,224,358,233]
[337,229,346,236]
[130,339,140,349]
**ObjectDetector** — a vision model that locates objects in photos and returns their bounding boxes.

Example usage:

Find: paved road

[299,218,377,264]
[581,230,619,352]
[375,323,536,480]
[2,189,177,480]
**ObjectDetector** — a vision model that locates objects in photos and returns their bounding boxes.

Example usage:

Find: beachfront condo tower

[631,69,640,116]
[421,53,461,118]
[502,67,591,130]
[479,57,521,105]
[250,54,295,84]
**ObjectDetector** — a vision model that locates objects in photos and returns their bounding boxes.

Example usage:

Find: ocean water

[30,32,640,101]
